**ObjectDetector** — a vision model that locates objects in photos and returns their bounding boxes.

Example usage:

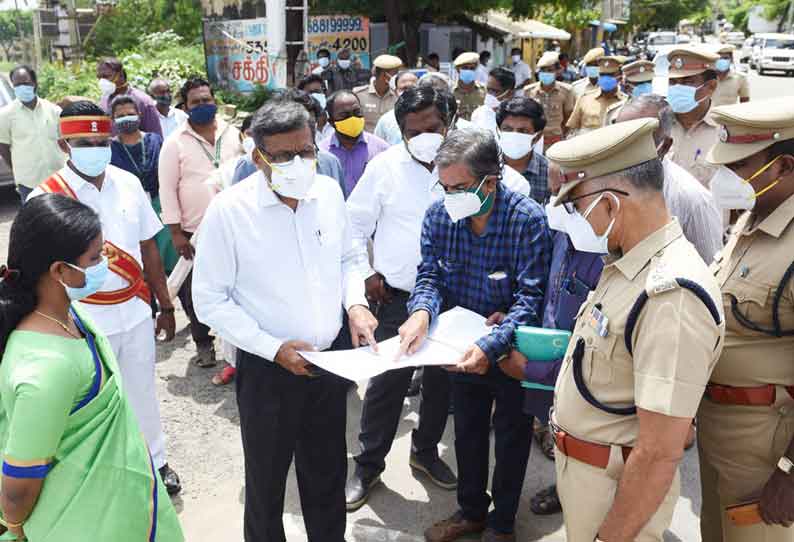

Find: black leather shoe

[410,453,457,490]
[345,471,381,512]
[158,464,182,496]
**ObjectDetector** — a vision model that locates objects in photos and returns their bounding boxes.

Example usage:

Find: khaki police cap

[537,51,560,69]
[707,97,794,165]
[548,118,660,204]
[583,47,605,65]
[454,52,480,67]
[668,46,719,79]
[622,60,655,83]
[373,54,403,70]
[717,44,736,54]
[614,55,629,65]
[598,56,622,75]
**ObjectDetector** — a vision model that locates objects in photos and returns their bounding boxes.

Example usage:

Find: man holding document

[192,99,378,542]
[398,127,552,542]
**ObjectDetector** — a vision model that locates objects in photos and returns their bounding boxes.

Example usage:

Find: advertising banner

[306,15,371,73]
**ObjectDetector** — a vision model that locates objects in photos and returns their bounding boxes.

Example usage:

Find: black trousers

[353,290,450,478]
[236,349,348,542]
[177,231,211,347]
[453,370,532,534]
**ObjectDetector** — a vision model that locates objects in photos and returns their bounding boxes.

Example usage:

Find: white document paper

[299,306,493,381]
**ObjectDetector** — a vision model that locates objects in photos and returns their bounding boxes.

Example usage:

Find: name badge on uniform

[586,305,609,337]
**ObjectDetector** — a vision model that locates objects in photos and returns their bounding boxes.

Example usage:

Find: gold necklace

[34,310,81,339]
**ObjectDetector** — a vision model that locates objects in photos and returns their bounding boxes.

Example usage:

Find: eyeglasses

[561,188,629,214]
[434,174,497,194]
[259,146,317,165]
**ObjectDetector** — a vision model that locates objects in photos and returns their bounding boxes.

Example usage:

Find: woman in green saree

[0,194,183,541]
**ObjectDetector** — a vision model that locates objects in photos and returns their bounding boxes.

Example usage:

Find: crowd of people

[0,38,791,542]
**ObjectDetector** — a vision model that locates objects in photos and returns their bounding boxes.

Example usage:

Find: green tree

[629,0,710,30]
[0,10,33,60]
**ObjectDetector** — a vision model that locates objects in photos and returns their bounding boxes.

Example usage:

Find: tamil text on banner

[203,17,287,93]
[306,15,371,73]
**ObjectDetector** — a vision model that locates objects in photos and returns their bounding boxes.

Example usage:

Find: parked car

[724,31,747,47]
[645,31,678,59]
[0,75,14,187]
[752,33,794,75]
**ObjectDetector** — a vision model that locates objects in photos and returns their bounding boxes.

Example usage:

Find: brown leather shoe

[424,511,486,542]
[481,527,516,542]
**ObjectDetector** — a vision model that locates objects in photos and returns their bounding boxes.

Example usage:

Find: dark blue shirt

[408,184,552,365]
[110,132,162,195]
[521,151,550,206]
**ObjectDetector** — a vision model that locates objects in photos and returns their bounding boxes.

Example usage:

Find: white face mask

[566,192,619,254]
[443,176,488,222]
[98,78,117,96]
[710,165,756,210]
[512,55,522,64]
[545,196,569,232]
[484,93,500,110]
[267,155,317,199]
[318,57,330,68]
[242,137,256,159]
[406,132,444,164]
[500,131,534,160]
[338,59,351,70]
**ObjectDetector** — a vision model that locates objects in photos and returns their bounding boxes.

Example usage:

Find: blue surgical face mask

[586,66,599,79]
[598,75,618,92]
[715,58,731,73]
[539,72,556,86]
[188,103,217,125]
[14,84,36,103]
[631,82,653,98]
[459,69,476,84]
[68,144,112,178]
[311,92,327,110]
[667,83,703,114]
[61,258,109,301]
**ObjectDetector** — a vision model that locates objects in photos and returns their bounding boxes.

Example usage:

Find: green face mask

[472,185,494,217]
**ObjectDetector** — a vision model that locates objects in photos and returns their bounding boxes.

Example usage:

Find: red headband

[59,116,112,139]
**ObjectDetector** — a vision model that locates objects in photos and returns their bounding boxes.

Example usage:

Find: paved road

[0,69,791,542]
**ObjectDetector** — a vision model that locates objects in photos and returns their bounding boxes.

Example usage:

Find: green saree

[0,306,183,541]
[151,196,179,276]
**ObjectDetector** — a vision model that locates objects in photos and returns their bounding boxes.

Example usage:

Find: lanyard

[120,138,148,179]
[187,127,226,169]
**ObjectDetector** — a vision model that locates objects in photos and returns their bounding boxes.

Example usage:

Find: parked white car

[752,33,794,75]
[645,31,678,59]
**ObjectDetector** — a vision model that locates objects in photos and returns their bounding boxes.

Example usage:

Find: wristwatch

[778,456,794,475]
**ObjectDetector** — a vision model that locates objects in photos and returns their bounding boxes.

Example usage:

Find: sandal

[530,484,562,515]
[211,364,236,386]
[533,421,556,460]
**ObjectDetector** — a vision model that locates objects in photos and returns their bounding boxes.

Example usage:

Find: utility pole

[66,0,81,62]
[284,0,307,85]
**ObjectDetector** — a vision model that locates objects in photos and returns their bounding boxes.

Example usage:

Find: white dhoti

[106,317,168,469]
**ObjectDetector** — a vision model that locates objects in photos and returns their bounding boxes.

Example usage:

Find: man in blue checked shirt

[397,127,552,542]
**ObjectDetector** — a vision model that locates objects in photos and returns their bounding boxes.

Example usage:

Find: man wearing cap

[712,45,750,107]
[699,97,794,542]
[572,47,604,100]
[622,60,655,99]
[510,48,532,88]
[354,54,402,133]
[547,118,725,542]
[526,52,575,151]
[566,56,627,136]
[29,100,182,494]
[666,46,721,188]
[453,52,487,122]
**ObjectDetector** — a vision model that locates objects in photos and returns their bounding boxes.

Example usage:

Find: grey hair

[610,158,664,192]
[251,99,312,149]
[418,72,452,92]
[625,94,674,141]
[436,127,502,181]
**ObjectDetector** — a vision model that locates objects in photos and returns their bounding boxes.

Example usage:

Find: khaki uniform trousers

[555,446,680,542]
[698,395,794,542]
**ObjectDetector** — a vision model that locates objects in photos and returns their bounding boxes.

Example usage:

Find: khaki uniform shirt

[354,82,398,134]
[710,195,794,387]
[670,115,719,188]
[453,82,486,122]
[566,89,627,135]
[526,81,575,138]
[553,220,725,446]
[572,78,598,100]
[711,71,750,108]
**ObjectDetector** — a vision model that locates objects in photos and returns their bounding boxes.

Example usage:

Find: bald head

[148,78,170,95]
[616,94,674,159]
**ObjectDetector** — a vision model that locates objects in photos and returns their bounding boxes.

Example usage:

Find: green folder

[514,326,572,392]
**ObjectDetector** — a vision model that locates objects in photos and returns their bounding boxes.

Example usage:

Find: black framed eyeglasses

[561,188,630,214]
[258,146,317,165]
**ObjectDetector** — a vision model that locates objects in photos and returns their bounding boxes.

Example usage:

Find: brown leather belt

[552,425,631,469]
[705,383,794,406]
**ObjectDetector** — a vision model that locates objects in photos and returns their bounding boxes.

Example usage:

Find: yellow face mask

[334,115,365,138]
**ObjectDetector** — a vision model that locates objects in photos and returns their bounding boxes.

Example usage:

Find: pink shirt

[158,118,242,232]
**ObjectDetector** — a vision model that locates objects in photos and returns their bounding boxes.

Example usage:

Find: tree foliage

[0,10,33,59]
[629,0,711,30]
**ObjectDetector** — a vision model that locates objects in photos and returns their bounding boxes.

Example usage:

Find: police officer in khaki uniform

[526,51,575,150]
[572,47,604,100]
[546,118,725,542]
[712,44,751,108]
[667,46,721,188]
[566,56,627,136]
[699,97,794,542]
[354,54,402,133]
[453,52,486,122]
[604,60,656,126]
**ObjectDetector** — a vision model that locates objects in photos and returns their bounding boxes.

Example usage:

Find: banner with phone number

[203,18,286,93]
[307,15,370,72]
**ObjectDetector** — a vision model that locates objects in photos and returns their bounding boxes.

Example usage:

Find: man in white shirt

[148,78,187,140]
[475,51,491,85]
[510,48,532,88]
[29,100,181,494]
[345,86,457,511]
[192,99,378,542]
